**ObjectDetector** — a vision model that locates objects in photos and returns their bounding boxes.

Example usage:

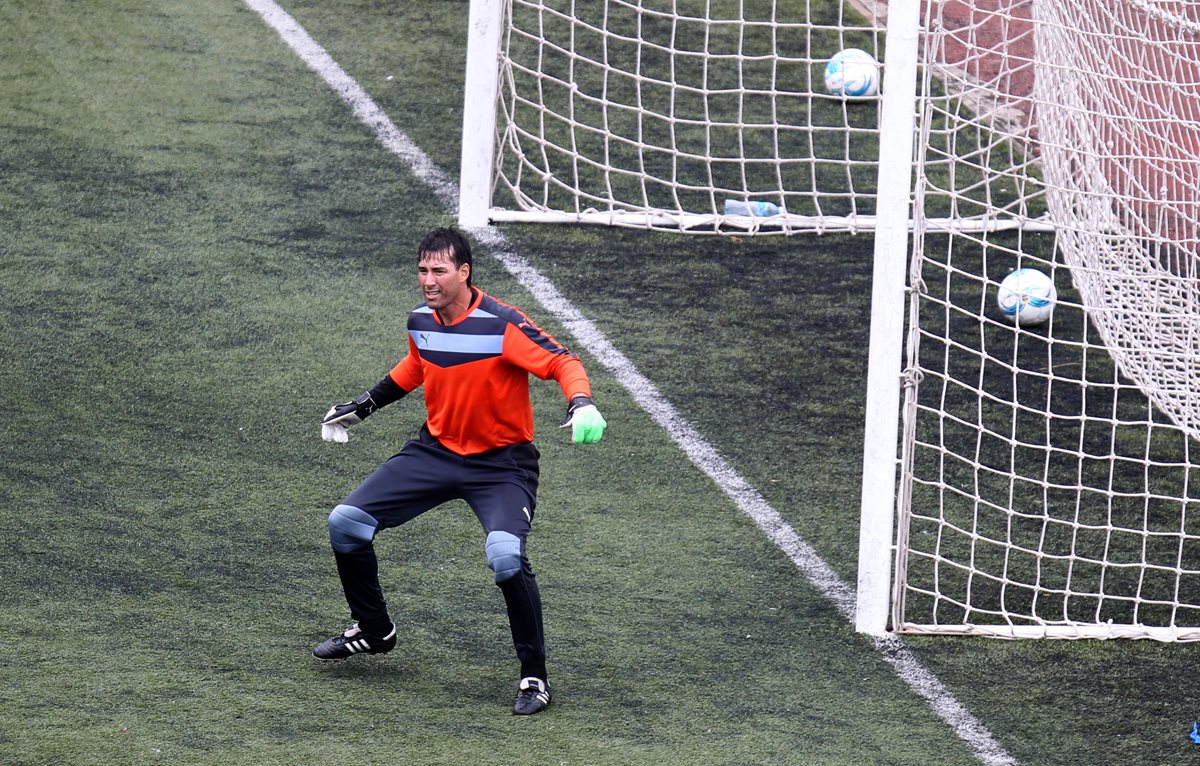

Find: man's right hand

[320,392,379,443]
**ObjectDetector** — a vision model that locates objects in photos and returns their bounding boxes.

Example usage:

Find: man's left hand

[560,395,607,444]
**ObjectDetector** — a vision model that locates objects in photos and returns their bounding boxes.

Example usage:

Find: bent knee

[485,530,523,583]
[328,504,378,553]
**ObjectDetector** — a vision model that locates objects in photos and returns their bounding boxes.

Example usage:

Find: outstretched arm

[502,314,607,444]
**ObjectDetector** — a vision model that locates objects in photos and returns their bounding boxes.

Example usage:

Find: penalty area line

[241,2,1019,764]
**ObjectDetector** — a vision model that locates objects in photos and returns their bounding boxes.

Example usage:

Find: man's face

[418,250,470,312]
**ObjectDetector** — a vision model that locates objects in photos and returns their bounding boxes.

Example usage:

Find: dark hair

[418,228,473,287]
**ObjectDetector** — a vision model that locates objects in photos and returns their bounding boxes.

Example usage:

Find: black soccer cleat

[512,676,551,715]
[312,623,397,660]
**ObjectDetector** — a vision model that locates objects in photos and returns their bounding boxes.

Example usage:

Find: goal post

[459,0,1200,641]
[459,0,505,228]
[854,0,922,636]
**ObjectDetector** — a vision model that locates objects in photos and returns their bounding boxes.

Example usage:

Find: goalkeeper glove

[559,395,607,444]
[320,391,380,444]
[320,376,408,443]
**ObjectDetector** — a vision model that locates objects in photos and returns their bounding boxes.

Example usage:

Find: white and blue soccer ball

[997,268,1057,325]
[824,48,880,98]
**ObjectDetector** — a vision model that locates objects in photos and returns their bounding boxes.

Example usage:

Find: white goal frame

[459,0,1200,641]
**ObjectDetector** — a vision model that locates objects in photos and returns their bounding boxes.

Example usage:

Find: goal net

[459,0,1200,639]
[894,0,1200,639]
[461,0,890,233]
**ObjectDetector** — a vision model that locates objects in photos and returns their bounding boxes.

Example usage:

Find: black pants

[330,433,547,680]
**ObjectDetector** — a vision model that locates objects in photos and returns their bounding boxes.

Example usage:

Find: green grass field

[3,1,1200,765]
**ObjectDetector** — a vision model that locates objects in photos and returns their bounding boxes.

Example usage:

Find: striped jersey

[388,288,591,456]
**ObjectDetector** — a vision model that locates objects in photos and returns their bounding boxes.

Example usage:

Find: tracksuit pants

[331,431,547,681]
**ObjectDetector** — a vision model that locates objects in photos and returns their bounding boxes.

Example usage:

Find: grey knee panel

[485,530,523,583]
[328,504,378,553]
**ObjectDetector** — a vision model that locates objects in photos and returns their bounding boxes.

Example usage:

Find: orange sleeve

[388,335,424,392]
[502,323,592,400]
[550,355,591,400]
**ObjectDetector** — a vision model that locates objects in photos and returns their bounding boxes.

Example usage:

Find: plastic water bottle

[723,199,781,217]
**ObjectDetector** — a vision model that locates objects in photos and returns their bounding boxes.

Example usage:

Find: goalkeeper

[313,227,606,716]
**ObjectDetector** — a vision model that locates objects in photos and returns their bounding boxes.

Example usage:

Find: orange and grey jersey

[388,289,591,456]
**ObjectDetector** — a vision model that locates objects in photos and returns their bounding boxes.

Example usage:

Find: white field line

[241,2,1019,764]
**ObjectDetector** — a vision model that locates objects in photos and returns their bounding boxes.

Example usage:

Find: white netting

[491,0,886,233]
[895,0,1200,639]
[474,0,1200,639]
[1034,0,1200,441]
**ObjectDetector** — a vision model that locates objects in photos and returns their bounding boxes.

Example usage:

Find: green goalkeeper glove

[560,395,607,444]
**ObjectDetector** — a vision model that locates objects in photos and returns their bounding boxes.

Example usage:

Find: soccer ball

[824,48,880,98]
[997,268,1057,325]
